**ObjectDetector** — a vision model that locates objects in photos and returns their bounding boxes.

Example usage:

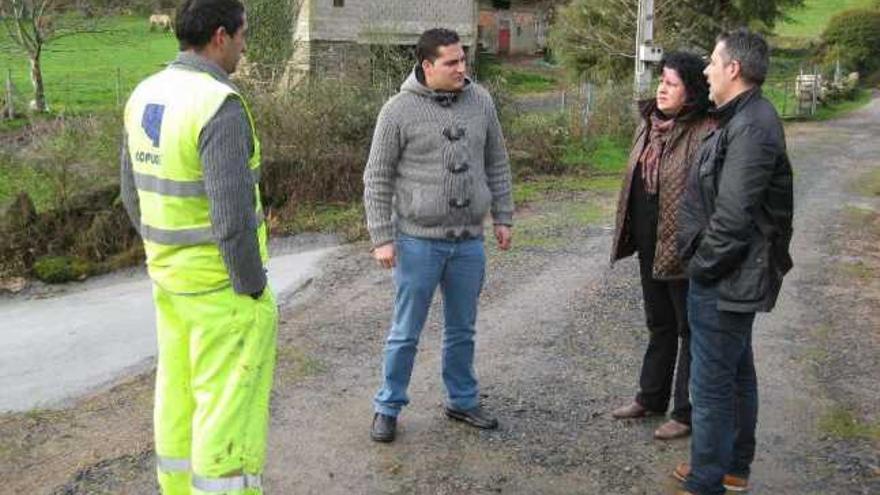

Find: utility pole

[634,0,663,99]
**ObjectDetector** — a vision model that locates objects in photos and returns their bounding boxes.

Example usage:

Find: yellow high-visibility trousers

[152,284,277,495]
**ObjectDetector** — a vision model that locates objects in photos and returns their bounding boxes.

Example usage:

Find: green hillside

[776,0,879,39]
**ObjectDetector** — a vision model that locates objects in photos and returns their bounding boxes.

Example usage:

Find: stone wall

[283,0,477,85]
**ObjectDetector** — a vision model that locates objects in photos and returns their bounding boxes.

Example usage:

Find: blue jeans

[685,280,758,495]
[373,234,486,417]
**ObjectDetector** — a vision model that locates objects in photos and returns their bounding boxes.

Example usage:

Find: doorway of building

[499,20,511,55]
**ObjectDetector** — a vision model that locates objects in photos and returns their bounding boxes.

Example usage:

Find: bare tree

[1,0,99,113]
[549,0,803,80]
[549,0,675,80]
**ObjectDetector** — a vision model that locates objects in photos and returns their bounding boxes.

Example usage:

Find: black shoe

[445,405,499,430]
[371,413,396,443]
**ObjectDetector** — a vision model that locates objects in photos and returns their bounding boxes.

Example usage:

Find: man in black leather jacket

[673,29,793,495]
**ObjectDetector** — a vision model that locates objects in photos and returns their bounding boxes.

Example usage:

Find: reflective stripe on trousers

[158,456,192,473]
[157,457,263,493]
[193,474,263,492]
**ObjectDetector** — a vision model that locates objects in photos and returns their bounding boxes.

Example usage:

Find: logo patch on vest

[142,104,165,148]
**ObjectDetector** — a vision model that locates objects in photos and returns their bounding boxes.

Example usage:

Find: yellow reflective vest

[124,67,268,294]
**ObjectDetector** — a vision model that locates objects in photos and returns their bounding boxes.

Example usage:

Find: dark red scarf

[638,113,676,195]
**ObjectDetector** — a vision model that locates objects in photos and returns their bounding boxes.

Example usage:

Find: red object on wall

[499,27,511,55]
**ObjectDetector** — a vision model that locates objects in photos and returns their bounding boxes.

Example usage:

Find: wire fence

[2,65,149,119]
[765,77,821,119]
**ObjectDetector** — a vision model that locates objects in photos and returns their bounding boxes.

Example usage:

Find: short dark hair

[416,28,461,64]
[175,0,245,51]
[717,28,770,86]
[659,51,710,115]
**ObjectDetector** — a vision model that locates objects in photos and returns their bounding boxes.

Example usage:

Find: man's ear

[421,58,433,73]
[211,26,228,48]
[728,59,742,82]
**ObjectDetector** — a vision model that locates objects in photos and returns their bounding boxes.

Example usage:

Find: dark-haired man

[364,28,514,443]
[673,28,793,495]
[120,0,276,493]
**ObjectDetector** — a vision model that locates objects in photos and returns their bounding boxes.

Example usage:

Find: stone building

[283,0,478,84]
[477,0,549,56]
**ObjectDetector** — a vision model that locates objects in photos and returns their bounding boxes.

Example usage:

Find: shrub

[584,83,637,141]
[821,9,880,75]
[506,112,570,177]
[33,256,91,283]
[246,80,385,218]
[19,114,120,212]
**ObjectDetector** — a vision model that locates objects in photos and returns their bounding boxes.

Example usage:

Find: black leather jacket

[677,87,793,312]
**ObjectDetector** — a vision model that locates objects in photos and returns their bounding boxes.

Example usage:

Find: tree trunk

[29,50,47,113]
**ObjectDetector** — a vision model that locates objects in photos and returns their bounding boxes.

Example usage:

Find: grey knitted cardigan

[363,69,514,247]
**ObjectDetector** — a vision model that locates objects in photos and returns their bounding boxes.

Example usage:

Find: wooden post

[115,67,122,107]
[5,69,14,120]
[781,80,788,118]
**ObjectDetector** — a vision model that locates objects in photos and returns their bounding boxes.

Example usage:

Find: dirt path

[2,97,878,494]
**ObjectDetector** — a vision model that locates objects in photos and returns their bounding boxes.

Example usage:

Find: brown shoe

[611,401,659,419]
[654,419,691,440]
[672,462,750,492]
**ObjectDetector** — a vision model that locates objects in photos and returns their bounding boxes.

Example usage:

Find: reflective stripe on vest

[140,214,266,246]
[192,473,262,492]
[157,456,191,473]
[133,168,262,198]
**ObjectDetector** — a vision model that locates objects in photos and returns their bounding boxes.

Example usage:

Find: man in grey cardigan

[364,28,515,443]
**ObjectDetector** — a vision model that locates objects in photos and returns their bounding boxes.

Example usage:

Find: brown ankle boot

[654,419,691,440]
[611,401,659,419]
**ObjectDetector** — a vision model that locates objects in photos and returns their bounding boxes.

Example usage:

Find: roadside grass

[513,174,620,205]
[275,203,367,241]
[819,406,880,440]
[562,135,629,174]
[836,259,874,280]
[0,15,176,118]
[775,0,878,41]
[849,166,880,197]
[813,89,874,120]
[274,345,327,385]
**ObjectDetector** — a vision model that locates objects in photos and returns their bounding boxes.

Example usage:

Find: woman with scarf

[610,51,714,440]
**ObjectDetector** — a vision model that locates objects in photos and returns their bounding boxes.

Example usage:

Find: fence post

[811,65,818,116]
[5,69,14,120]
[115,67,122,107]
[782,80,788,118]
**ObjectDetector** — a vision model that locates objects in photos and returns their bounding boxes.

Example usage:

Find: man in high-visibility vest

[120,1,276,493]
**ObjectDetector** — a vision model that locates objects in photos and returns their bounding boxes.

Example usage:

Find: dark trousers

[684,280,757,495]
[635,253,691,423]
[630,169,691,423]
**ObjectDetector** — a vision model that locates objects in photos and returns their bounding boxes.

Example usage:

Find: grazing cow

[149,14,172,32]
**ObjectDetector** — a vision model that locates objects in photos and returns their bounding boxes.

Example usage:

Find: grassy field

[476,53,561,94]
[776,0,879,40]
[0,15,177,115]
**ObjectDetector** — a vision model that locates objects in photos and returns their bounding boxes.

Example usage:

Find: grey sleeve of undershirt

[119,132,141,233]
[199,96,267,295]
